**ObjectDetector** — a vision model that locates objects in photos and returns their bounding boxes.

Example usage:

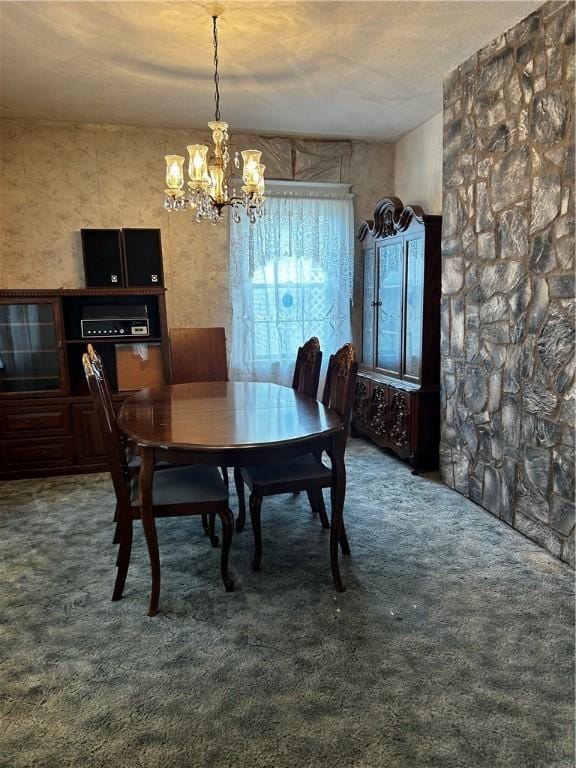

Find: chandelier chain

[212,16,220,122]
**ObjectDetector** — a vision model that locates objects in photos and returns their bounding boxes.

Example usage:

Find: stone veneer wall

[440,1,575,565]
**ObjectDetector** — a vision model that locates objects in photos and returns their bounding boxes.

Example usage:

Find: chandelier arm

[212,16,220,122]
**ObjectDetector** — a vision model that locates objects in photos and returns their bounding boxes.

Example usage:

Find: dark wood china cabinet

[351,197,442,472]
[0,288,170,479]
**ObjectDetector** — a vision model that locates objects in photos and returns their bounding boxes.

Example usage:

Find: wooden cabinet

[352,198,441,472]
[0,288,170,479]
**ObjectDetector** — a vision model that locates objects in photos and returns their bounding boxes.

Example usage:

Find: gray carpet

[1,439,574,768]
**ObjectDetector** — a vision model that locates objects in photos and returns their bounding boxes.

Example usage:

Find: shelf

[0,375,60,381]
[65,337,162,345]
[0,349,58,354]
[0,322,55,327]
[1,288,166,298]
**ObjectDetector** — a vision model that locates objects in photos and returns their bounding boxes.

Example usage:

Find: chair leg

[327,450,346,593]
[217,507,235,592]
[339,520,351,555]
[306,488,330,529]
[249,493,263,572]
[113,519,121,545]
[208,513,220,548]
[112,503,120,544]
[141,504,161,616]
[112,516,133,601]
[221,466,229,489]
[139,447,161,617]
[234,467,246,532]
[201,514,210,536]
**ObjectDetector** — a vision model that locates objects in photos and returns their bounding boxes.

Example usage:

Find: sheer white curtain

[229,182,354,384]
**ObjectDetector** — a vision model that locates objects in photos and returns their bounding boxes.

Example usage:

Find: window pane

[377,241,403,374]
[0,303,61,393]
[362,248,375,367]
[405,238,424,379]
[252,258,332,361]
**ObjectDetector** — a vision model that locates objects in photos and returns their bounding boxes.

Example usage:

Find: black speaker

[123,229,164,287]
[81,229,125,287]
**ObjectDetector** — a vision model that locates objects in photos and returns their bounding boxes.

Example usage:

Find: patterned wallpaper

[0,118,394,337]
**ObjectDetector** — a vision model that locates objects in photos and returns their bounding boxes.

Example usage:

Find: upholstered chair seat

[240,455,331,494]
[129,465,227,506]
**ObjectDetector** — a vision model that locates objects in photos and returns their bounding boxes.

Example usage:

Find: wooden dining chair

[169,327,228,384]
[87,343,151,473]
[237,343,358,573]
[83,352,234,615]
[87,343,173,481]
[169,327,230,492]
[88,343,136,544]
[234,336,323,532]
[87,344,215,546]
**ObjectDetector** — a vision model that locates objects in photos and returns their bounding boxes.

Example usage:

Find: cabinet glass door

[362,247,376,367]
[404,237,425,380]
[0,302,64,393]
[376,240,404,375]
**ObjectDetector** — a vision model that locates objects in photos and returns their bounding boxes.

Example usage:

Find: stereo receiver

[81,306,149,338]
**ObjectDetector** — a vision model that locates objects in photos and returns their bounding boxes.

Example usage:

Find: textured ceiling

[0,1,542,140]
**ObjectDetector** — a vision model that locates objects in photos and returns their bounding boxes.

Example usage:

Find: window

[229,183,354,383]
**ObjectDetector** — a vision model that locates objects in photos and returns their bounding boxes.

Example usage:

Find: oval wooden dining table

[118,381,350,614]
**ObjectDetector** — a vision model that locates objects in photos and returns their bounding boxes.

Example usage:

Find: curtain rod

[265,180,351,191]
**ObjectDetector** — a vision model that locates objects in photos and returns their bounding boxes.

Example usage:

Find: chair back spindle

[87,343,115,416]
[82,353,132,509]
[291,337,322,398]
[321,343,358,453]
[88,342,136,461]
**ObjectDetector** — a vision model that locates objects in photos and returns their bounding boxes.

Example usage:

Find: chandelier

[163,15,265,224]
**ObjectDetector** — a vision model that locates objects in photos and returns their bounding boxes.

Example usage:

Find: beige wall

[0,118,394,340]
[394,112,443,214]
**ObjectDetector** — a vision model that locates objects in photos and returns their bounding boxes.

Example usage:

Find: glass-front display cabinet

[0,300,66,394]
[0,287,170,480]
[353,197,442,472]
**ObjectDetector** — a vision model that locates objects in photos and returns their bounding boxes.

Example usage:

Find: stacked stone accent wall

[440,1,575,565]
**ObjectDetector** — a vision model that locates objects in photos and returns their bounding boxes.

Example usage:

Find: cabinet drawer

[2,436,74,469]
[1,405,71,436]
